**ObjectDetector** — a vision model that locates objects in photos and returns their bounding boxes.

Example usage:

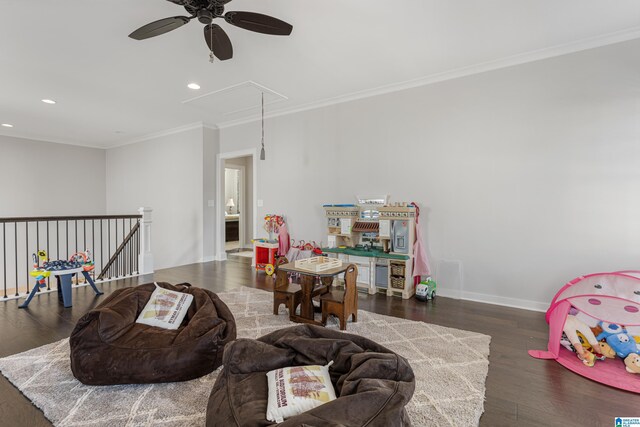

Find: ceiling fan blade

[224,11,293,36]
[204,24,233,60]
[129,16,191,40]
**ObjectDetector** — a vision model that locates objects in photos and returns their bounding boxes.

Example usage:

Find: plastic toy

[562,315,604,366]
[415,277,436,302]
[29,250,51,289]
[69,251,95,272]
[265,264,275,276]
[20,249,103,309]
[264,214,285,242]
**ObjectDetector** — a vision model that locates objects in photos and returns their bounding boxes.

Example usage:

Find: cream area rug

[0,286,491,427]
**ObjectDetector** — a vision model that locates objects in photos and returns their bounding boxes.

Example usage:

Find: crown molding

[217,26,640,129]
[108,121,218,149]
[0,131,103,150]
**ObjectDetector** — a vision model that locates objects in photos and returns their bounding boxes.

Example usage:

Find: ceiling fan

[129,0,293,61]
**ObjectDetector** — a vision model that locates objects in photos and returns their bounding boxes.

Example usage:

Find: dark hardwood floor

[1,259,638,427]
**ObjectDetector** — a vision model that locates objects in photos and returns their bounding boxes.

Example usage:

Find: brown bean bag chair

[206,324,415,426]
[70,282,236,385]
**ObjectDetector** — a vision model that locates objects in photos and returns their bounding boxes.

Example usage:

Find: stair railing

[0,207,154,301]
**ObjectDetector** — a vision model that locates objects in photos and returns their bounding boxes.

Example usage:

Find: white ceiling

[1,0,639,148]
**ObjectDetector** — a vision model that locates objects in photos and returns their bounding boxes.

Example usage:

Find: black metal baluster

[83,220,86,252]
[46,221,50,290]
[108,219,111,279]
[75,220,78,255]
[121,219,125,277]
[24,221,29,296]
[136,219,140,273]
[14,223,18,296]
[36,221,39,253]
[100,220,104,278]
[25,222,29,292]
[3,223,7,298]
[92,220,95,281]
[129,219,132,276]
[116,219,119,277]
[66,220,69,259]
[56,221,59,261]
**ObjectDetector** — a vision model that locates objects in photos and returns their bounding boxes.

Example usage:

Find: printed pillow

[135,283,193,330]
[266,361,336,423]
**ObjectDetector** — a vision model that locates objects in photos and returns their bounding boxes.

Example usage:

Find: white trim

[224,163,246,247]
[182,80,288,105]
[215,148,258,261]
[436,288,549,313]
[217,26,640,129]
[0,132,107,150]
[201,256,215,263]
[110,122,218,149]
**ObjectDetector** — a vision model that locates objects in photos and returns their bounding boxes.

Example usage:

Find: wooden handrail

[97,222,140,280]
[0,214,142,223]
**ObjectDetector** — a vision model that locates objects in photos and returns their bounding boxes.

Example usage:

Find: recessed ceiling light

[42,99,56,104]
[187,83,201,90]
[1,123,13,128]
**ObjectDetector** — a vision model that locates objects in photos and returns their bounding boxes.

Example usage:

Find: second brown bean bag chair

[206,324,415,426]
[70,282,236,385]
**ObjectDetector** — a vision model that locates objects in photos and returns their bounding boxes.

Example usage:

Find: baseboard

[214,253,228,262]
[436,288,548,313]
[201,256,215,263]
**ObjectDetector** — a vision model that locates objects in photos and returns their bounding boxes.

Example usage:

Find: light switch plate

[257,199,264,207]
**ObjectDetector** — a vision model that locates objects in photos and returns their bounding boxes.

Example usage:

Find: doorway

[224,163,246,254]
[216,150,257,262]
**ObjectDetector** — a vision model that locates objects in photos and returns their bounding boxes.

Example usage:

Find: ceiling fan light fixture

[197,9,214,24]
[128,4,293,61]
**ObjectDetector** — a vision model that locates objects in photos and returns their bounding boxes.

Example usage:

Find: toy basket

[390,264,405,276]
[390,276,405,289]
[295,257,342,273]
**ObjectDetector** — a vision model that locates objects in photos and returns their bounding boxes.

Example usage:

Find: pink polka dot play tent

[529,271,640,392]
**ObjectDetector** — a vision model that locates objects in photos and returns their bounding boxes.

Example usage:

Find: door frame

[224,164,246,249]
[215,148,258,261]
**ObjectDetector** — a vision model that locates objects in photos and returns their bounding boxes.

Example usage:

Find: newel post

[138,207,154,275]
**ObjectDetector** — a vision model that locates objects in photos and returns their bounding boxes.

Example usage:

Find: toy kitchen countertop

[322,247,409,260]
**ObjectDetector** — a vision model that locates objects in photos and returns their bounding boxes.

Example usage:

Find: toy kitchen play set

[322,196,428,299]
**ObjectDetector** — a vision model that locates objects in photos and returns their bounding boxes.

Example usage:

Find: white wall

[0,135,106,216]
[106,128,208,270]
[219,39,640,310]
[203,127,219,261]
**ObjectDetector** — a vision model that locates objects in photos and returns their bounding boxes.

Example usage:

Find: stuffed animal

[605,333,640,359]
[563,315,604,366]
[596,321,625,341]
[597,342,616,359]
[625,354,640,374]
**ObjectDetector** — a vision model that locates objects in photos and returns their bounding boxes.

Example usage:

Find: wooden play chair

[321,264,358,330]
[273,257,301,318]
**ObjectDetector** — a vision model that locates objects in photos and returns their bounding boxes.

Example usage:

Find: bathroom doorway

[223,156,254,259]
